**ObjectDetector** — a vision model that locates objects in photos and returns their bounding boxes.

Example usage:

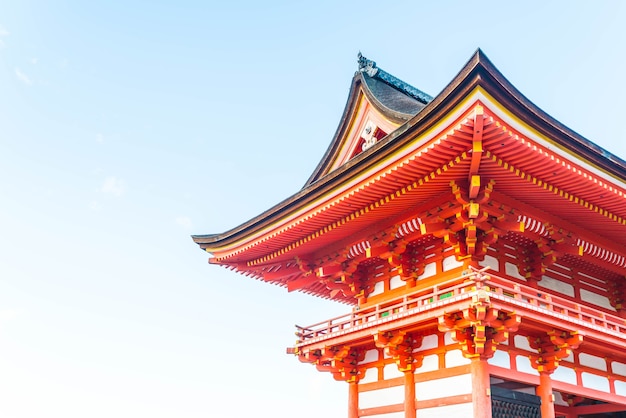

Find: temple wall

[363,243,466,308]
[417,403,473,418]
[484,243,617,314]
[355,326,626,415]
[357,331,473,416]
[491,333,626,399]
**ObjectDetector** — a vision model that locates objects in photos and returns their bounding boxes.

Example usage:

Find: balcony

[292,267,626,350]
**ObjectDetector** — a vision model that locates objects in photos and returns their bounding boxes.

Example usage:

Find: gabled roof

[305,53,430,185]
[193,49,626,300]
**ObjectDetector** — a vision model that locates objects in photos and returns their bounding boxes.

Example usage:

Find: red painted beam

[468,105,484,195]
[571,402,626,415]
[287,275,319,292]
[263,265,302,281]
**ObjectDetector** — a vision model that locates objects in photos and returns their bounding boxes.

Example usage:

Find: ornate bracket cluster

[608,278,626,317]
[438,288,521,359]
[314,237,410,303]
[317,256,375,303]
[561,393,586,407]
[516,220,583,286]
[528,330,583,374]
[374,331,423,372]
[388,241,427,287]
[420,178,523,262]
[298,346,365,383]
[518,243,551,287]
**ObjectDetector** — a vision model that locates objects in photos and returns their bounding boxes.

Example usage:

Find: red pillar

[348,381,358,418]
[471,357,492,418]
[537,372,555,418]
[404,370,416,418]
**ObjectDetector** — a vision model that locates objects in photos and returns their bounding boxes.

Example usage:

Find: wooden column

[471,357,492,418]
[537,372,554,418]
[373,331,421,418]
[529,330,582,418]
[348,381,358,418]
[404,370,416,418]
[438,288,520,418]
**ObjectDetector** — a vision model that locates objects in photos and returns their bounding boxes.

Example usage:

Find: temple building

[192,50,626,418]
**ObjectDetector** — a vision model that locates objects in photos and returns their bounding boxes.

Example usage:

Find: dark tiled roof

[358,52,432,110]
[363,75,427,116]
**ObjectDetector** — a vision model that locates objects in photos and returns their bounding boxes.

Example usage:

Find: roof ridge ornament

[357,52,379,77]
[357,52,433,105]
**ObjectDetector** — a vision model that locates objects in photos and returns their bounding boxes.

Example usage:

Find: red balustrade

[294,267,626,347]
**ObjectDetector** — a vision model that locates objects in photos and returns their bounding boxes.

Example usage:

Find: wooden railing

[294,267,626,346]
[486,273,626,334]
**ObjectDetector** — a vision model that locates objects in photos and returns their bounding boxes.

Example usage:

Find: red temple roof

[192,49,626,302]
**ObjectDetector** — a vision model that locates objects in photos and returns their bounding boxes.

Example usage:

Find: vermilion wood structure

[193,50,626,418]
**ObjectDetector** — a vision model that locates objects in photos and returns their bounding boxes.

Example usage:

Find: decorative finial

[357,52,378,77]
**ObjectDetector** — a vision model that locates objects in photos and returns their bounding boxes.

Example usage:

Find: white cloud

[96,133,104,143]
[15,67,32,85]
[30,57,38,64]
[175,216,193,229]
[101,176,126,197]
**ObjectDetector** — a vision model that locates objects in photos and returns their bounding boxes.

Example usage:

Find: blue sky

[1,1,625,417]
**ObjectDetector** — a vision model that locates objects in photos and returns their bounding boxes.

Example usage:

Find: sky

[1,1,625,417]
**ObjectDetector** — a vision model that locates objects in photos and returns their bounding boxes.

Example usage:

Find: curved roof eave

[303,73,364,187]
[451,49,626,180]
[192,74,424,249]
[192,49,626,252]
